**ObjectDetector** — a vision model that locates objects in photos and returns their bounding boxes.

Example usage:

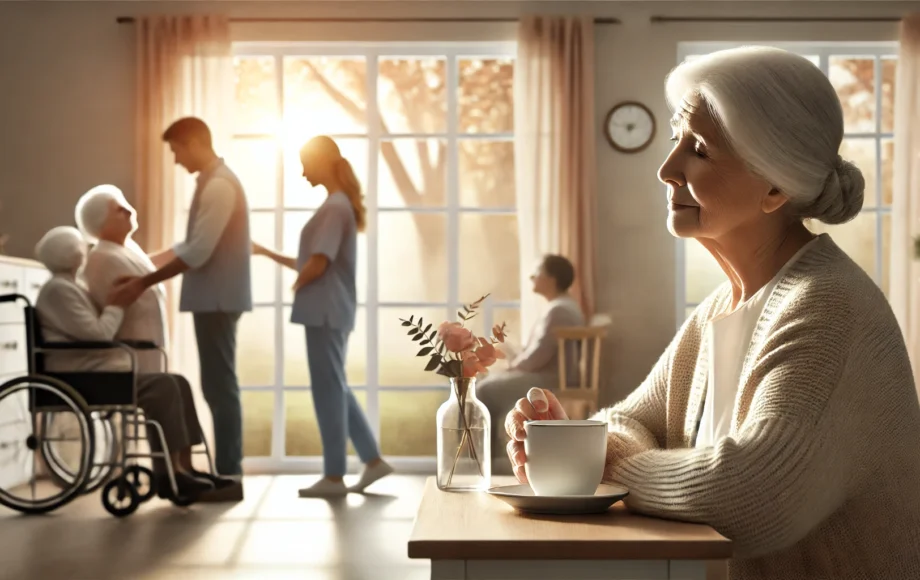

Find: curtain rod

[650,16,901,24]
[115,16,621,25]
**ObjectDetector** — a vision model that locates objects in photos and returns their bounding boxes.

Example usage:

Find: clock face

[606,103,655,153]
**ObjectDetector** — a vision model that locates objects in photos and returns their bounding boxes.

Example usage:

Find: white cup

[524,419,607,496]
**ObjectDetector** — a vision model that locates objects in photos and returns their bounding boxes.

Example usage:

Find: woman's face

[657,93,787,240]
[100,198,136,239]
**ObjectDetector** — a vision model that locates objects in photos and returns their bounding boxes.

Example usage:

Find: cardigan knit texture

[597,234,920,579]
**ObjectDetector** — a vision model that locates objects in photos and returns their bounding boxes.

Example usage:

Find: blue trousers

[305,325,380,477]
[193,312,243,476]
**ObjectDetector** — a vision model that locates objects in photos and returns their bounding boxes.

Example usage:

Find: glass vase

[436,377,491,492]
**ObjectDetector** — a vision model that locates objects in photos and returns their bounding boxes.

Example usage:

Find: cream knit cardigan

[598,234,920,579]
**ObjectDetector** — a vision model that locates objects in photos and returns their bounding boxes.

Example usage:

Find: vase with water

[436,377,491,492]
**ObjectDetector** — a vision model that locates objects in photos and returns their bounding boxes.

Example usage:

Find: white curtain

[514,15,597,334]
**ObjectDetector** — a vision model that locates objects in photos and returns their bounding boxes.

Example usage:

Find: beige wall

[0,0,909,403]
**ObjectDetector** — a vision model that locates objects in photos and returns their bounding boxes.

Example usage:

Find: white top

[173,176,236,268]
[696,238,819,448]
[34,274,127,372]
[82,240,168,373]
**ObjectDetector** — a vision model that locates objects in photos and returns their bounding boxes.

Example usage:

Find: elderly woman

[33,226,230,500]
[75,185,166,374]
[505,47,920,578]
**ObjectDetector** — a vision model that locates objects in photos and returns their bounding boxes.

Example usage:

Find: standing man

[122,117,252,479]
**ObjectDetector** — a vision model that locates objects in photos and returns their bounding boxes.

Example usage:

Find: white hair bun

[802,156,865,225]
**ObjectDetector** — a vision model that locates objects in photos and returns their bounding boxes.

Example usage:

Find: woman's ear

[762,187,791,214]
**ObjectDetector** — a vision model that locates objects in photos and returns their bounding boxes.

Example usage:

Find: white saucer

[487,483,629,515]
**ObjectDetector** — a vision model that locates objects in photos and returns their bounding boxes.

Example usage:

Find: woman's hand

[505,388,569,484]
[106,277,145,308]
[251,241,268,257]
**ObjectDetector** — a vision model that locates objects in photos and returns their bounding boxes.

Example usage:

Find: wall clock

[604,101,656,153]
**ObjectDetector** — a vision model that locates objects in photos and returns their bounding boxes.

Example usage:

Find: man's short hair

[162,117,212,148]
[542,254,576,292]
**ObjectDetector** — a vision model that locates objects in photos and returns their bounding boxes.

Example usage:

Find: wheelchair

[0,293,217,517]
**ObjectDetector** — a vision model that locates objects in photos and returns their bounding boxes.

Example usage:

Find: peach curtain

[134,15,233,458]
[134,15,233,345]
[890,14,920,393]
[513,15,597,333]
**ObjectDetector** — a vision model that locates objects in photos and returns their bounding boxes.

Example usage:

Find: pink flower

[474,341,503,367]
[437,321,461,340]
[441,324,475,353]
[462,351,488,377]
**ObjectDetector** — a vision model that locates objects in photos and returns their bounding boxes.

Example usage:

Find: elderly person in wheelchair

[34,225,234,501]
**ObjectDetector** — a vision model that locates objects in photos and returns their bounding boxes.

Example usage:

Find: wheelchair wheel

[101,475,140,517]
[41,410,119,494]
[0,375,94,514]
[123,465,155,503]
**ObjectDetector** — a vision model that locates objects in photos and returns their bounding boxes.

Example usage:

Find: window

[212,42,517,470]
[675,42,897,324]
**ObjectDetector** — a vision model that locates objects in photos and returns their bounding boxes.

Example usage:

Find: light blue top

[290,191,357,331]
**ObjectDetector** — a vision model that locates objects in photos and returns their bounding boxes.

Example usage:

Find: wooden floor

[0,475,431,580]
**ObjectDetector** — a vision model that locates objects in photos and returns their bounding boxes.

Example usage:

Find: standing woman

[254,136,393,497]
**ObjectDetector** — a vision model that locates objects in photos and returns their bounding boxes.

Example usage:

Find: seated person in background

[34,226,232,499]
[477,254,585,474]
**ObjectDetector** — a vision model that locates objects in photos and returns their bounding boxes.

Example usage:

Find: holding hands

[106,276,146,308]
[505,388,569,484]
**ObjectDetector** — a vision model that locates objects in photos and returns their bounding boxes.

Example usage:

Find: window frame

[226,41,517,473]
[674,41,898,328]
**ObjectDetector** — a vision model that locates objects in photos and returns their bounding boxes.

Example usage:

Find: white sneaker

[348,460,394,493]
[298,478,348,498]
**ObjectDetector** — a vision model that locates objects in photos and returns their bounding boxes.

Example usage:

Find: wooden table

[408,477,732,580]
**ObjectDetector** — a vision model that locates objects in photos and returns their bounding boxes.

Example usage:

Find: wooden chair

[552,316,609,419]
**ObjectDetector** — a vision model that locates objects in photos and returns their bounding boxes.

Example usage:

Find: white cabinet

[0,256,48,490]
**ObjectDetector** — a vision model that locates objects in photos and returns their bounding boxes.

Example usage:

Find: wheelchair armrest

[120,339,159,349]
[40,340,121,350]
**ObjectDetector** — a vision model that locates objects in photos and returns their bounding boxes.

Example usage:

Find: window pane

[378,306,448,387]
[249,211,277,304]
[281,211,368,305]
[378,139,446,208]
[881,213,891,296]
[378,57,446,134]
[234,56,277,135]
[379,390,447,456]
[238,307,276,386]
[283,56,367,136]
[242,390,274,457]
[882,57,896,134]
[459,140,515,209]
[806,213,878,281]
[685,240,726,304]
[283,137,368,209]
[285,389,367,456]
[283,306,367,387]
[226,138,278,209]
[838,139,877,207]
[458,58,514,134]
[459,213,520,303]
[882,138,893,207]
[377,213,448,303]
[829,56,876,133]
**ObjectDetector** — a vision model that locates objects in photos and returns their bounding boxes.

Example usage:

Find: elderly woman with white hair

[75,184,166,375]
[33,226,232,500]
[505,46,920,578]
